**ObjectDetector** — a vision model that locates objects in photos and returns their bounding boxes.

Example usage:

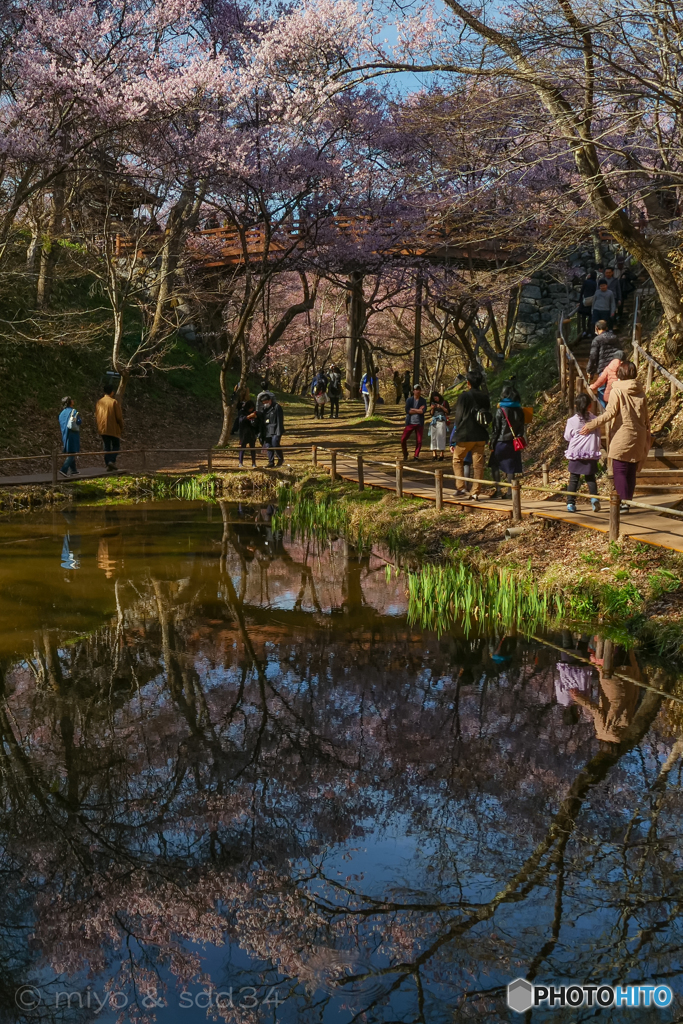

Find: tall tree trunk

[345,271,365,398]
[148,182,204,347]
[36,172,66,309]
[218,337,247,446]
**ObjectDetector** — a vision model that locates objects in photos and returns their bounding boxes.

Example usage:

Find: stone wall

[511,240,634,345]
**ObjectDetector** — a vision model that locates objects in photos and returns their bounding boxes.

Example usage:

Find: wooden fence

[631,290,683,398]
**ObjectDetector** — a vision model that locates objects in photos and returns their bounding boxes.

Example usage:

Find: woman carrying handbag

[489,384,526,498]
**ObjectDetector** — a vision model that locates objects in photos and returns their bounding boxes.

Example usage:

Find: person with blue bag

[58,396,82,478]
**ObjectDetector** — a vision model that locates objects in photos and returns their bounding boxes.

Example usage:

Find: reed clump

[274,484,349,537]
[406,562,567,635]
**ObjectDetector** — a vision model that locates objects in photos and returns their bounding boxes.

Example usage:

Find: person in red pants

[401,385,427,460]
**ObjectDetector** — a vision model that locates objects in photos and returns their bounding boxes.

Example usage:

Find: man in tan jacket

[95,384,124,471]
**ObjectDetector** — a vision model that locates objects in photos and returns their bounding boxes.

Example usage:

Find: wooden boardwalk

[334,457,683,553]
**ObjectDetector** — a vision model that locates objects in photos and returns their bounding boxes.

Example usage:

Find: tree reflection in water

[0,502,679,1022]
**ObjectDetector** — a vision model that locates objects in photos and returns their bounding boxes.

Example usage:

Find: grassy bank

[275,473,683,654]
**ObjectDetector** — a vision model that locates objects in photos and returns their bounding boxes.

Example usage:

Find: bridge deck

[336,458,683,553]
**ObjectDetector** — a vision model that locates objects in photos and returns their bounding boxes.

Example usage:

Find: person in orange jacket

[95,384,124,472]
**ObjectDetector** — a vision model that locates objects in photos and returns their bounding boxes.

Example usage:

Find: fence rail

[312,437,683,546]
[631,290,683,398]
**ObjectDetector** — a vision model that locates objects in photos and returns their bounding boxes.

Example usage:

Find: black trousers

[239,439,256,466]
[329,395,339,417]
[102,434,120,465]
[567,472,598,495]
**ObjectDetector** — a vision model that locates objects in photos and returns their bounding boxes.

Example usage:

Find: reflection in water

[0,502,680,1022]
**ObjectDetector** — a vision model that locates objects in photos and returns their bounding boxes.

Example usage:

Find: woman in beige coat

[580,361,651,511]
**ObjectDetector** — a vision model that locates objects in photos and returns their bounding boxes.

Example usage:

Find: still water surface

[0,502,681,1022]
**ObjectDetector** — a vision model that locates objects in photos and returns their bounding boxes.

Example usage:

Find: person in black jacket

[259,393,285,467]
[587,322,623,376]
[237,400,260,467]
[578,271,597,338]
[402,371,411,400]
[327,365,342,418]
[401,385,427,460]
[489,384,526,498]
[449,370,491,498]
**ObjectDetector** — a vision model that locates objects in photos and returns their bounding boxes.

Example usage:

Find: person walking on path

[489,384,525,499]
[328,365,342,418]
[604,267,622,321]
[237,399,261,467]
[95,384,124,472]
[587,322,622,377]
[259,392,285,467]
[310,369,329,397]
[578,270,597,338]
[591,279,617,330]
[592,349,624,409]
[360,370,377,415]
[58,397,82,478]
[402,371,411,401]
[255,381,269,413]
[428,391,451,460]
[563,393,602,513]
[312,380,327,419]
[401,385,427,460]
[393,370,403,405]
[449,370,491,498]
[579,362,651,512]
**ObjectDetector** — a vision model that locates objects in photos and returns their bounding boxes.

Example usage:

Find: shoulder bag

[501,407,526,451]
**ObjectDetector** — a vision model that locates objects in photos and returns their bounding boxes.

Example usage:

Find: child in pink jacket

[592,349,624,408]
[564,393,603,513]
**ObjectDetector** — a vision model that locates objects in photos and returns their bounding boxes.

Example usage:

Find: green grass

[274,484,349,536]
[406,562,568,636]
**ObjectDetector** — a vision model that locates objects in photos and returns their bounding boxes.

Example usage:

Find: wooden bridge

[114,217,528,271]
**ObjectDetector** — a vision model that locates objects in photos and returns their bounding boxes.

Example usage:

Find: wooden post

[511,477,522,523]
[559,344,567,395]
[609,489,620,543]
[542,463,549,487]
[395,458,403,498]
[435,468,444,511]
[646,361,654,391]
[207,448,213,472]
[357,454,364,491]
[330,449,338,481]
[312,444,318,467]
[602,638,614,678]
[52,448,58,485]
[633,344,639,370]
[567,359,575,410]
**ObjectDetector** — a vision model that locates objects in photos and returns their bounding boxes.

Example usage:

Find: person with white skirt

[428,391,450,460]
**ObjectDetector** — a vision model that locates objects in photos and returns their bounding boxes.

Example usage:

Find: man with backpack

[449,370,491,500]
[327,365,342,418]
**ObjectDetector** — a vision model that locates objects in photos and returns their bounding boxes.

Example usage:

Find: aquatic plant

[406,562,566,636]
[274,485,349,537]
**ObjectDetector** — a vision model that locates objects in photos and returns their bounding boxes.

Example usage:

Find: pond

[0,501,681,1023]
